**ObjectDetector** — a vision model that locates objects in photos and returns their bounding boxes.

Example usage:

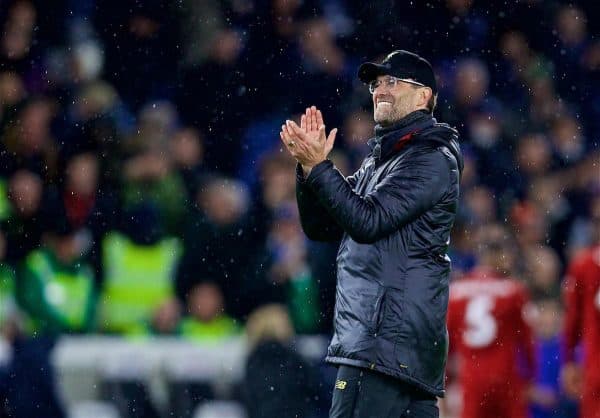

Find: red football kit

[447,268,535,418]
[563,244,600,418]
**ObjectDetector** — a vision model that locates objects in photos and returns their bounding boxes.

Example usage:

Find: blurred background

[0,0,597,417]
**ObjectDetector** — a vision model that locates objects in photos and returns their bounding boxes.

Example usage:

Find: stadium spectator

[262,202,319,333]
[178,281,239,341]
[169,127,208,202]
[0,229,17,339]
[3,169,44,264]
[97,204,182,334]
[0,97,58,179]
[16,218,96,335]
[0,0,44,93]
[528,298,568,418]
[121,102,188,236]
[243,304,318,418]
[176,176,256,318]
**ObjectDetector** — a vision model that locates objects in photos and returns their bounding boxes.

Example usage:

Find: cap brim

[357,62,392,83]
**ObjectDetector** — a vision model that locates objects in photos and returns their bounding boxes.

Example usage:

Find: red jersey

[563,244,600,417]
[447,268,535,418]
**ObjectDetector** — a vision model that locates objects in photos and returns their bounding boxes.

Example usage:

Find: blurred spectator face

[550,115,584,162]
[454,59,489,106]
[583,41,600,72]
[123,151,171,181]
[0,71,25,106]
[75,81,119,121]
[270,203,302,242]
[299,18,344,74]
[49,233,80,264]
[15,100,53,155]
[529,78,564,123]
[446,0,473,15]
[188,282,224,323]
[528,177,564,219]
[272,0,301,37]
[129,14,160,39]
[273,0,301,16]
[209,29,243,65]
[475,223,516,273]
[65,153,99,196]
[138,101,179,150]
[71,41,104,83]
[500,31,529,65]
[245,303,294,348]
[200,178,249,226]
[153,298,182,333]
[1,0,36,60]
[169,128,204,169]
[516,134,551,176]
[8,170,42,217]
[525,246,561,296]
[468,111,502,148]
[18,99,54,153]
[343,110,375,149]
[556,6,587,46]
[531,299,562,339]
[464,186,496,224]
[510,201,546,247]
[260,157,295,210]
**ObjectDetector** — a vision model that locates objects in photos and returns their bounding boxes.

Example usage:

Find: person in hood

[280,50,463,418]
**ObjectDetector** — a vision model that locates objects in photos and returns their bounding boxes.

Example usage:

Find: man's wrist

[302,165,313,177]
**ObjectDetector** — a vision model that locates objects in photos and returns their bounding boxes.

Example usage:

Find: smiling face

[372,75,430,126]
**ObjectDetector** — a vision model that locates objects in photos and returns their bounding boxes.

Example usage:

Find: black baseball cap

[358,50,437,94]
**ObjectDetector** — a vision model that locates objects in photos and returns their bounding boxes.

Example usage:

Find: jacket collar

[367,110,435,162]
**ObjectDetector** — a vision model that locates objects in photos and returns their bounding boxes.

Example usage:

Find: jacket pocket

[378,287,406,340]
[370,286,386,334]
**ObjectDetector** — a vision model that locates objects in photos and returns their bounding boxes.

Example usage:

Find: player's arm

[445,292,461,384]
[560,260,584,398]
[562,263,583,363]
[516,287,536,380]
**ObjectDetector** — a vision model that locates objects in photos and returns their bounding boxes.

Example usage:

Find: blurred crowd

[0,0,598,417]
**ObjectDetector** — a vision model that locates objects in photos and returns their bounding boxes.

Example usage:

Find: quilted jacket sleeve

[296,164,344,242]
[304,147,456,244]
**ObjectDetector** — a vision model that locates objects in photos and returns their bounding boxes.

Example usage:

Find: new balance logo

[335,380,347,390]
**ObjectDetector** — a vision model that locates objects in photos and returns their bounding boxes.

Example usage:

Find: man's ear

[421,88,432,108]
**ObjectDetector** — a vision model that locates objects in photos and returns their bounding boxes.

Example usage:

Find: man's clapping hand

[280,106,338,177]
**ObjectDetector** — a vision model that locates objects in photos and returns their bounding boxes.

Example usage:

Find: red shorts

[461,380,527,418]
[581,379,600,418]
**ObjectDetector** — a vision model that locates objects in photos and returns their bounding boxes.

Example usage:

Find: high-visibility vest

[0,178,11,221]
[99,232,182,334]
[178,316,240,341]
[0,264,16,326]
[25,250,95,331]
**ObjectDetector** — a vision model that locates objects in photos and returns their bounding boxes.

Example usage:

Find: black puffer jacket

[296,110,462,396]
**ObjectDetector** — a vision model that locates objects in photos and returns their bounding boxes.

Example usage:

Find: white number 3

[464,295,498,348]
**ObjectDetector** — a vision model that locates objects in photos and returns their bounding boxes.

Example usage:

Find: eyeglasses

[368,76,426,94]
